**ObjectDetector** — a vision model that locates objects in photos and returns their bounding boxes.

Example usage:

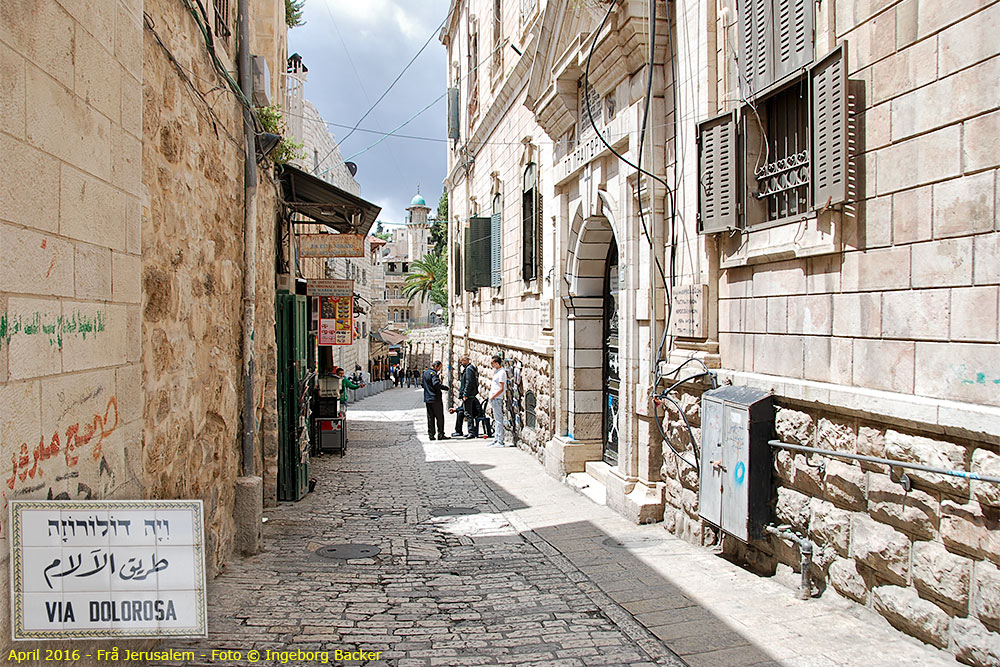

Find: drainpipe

[765,524,814,600]
[234,0,262,556]
[237,0,257,478]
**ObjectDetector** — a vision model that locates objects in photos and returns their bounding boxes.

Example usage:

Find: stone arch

[562,190,620,447]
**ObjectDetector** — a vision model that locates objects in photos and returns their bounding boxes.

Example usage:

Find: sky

[288,0,452,227]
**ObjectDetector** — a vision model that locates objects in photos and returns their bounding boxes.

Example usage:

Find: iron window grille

[213,0,231,42]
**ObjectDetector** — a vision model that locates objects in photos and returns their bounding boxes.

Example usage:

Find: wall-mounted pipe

[769,440,1000,485]
[765,524,814,600]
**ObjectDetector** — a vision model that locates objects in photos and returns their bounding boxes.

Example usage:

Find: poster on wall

[318,296,353,346]
[298,233,365,258]
[8,499,208,640]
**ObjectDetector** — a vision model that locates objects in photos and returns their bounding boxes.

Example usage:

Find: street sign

[8,500,208,640]
[306,279,353,297]
[298,233,365,258]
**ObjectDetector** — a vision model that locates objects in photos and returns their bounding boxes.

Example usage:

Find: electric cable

[311,11,450,169]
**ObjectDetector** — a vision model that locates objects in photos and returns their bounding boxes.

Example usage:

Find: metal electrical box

[698,386,774,541]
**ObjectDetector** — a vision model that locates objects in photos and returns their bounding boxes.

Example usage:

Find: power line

[312,9,449,169]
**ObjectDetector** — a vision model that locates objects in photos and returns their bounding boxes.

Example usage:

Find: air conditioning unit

[252,55,270,106]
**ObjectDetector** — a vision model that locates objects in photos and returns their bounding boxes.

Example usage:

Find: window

[525,391,537,429]
[521,163,541,283]
[213,0,231,42]
[491,193,502,287]
[468,21,480,123]
[491,0,502,79]
[698,25,848,233]
[454,240,463,295]
[520,0,537,26]
[403,262,409,273]
[463,209,500,290]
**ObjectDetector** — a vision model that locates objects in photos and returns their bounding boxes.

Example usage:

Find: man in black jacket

[453,356,482,438]
[422,361,450,440]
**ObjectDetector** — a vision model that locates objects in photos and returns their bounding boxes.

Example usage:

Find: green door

[276,293,311,501]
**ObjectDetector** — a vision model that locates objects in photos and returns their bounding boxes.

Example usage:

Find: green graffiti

[0,310,106,350]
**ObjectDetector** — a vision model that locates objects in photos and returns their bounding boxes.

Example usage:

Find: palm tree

[402,251,448,313]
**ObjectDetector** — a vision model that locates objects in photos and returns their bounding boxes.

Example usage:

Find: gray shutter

[811,45,848,209]
[738,0,772,97]
[490,211,502,287]
[773,0,814,82]
[463,227,473,291]
[535,191,543,283]
[469,217,491,288]
[698,113,738,233]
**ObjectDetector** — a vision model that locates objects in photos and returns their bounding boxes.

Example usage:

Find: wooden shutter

[463,226,472,290]
[468,217,491,288]
[811,45,848,209]
[698,113,738,233]
[738,0,772,97]
[490,211,502,287]
[521,188,534,282]
[535,191,543,283]
[773,0,813,82]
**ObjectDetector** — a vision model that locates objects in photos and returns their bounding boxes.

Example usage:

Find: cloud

[323,0,431,42]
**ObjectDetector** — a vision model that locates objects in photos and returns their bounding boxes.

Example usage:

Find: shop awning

[279,164,381,235]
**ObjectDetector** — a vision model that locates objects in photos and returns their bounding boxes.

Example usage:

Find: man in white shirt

[488,355,508,448]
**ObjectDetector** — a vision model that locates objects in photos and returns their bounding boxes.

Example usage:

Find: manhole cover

[314,543,381,559]
[429,507,479,517]
[602,536,665,549]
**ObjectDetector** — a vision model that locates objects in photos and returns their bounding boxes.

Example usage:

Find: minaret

[405,187,432,259]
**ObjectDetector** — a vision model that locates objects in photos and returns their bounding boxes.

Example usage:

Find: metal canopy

[279,164,381,235]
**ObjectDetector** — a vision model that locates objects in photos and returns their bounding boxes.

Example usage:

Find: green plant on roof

[285,0,306,28]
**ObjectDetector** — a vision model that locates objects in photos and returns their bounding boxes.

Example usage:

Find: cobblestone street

[165,388,959,667]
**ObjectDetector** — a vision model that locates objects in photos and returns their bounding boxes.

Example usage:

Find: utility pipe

[237,0,257,477]
[764,524,814,600]
[769,441,1000,485]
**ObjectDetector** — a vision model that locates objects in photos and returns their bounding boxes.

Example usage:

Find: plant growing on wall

[285,0,306,27]
[256,104,305,165]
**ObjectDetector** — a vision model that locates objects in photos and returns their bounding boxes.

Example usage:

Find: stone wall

[0,0,145,658]
[659,392,1000,664]
[141,0,281,574]
[451,337,555,458]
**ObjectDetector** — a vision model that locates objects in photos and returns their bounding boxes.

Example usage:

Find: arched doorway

[602,238,620,465]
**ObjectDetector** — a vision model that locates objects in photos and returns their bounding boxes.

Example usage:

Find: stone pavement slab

[158,386,958,667]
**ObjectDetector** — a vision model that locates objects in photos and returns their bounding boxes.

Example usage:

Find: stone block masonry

[660,394,1000,664]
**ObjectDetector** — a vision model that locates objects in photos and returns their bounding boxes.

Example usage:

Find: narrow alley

[163,388,958,667]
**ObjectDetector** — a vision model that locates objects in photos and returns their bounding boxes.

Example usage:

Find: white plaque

[9,500,208,640]
[670,284,707,338]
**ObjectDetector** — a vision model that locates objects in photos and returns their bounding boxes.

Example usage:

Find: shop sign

[8,500,208,640]
[307,279,353,298]
[298,233,365,258]
[319,296,353,346]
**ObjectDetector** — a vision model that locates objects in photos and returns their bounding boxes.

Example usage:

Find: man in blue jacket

[422,361,450,440]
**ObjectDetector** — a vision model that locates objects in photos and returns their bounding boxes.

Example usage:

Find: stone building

[1,0,290,657]
[443,0,1000,660]
[382,192,439,327]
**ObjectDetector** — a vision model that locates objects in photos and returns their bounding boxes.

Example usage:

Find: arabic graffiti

[0,395,120,536]
[5,395,119,490]
[43,549,169,589]
[0,310,107,350]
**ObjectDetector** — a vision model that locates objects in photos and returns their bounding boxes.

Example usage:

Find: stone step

[566,470,607,506]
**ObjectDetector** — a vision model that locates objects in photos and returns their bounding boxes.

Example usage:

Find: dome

[409,193,427,207]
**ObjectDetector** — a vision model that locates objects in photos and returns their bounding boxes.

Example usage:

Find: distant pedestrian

[487,355,507,448]
[421,361,450,440]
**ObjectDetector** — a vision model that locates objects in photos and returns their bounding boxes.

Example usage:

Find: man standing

[453,356,481,438]
[487,355,507,448]
[422,361,450,440]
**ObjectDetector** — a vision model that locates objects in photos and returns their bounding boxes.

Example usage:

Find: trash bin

[316,417,346,456]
